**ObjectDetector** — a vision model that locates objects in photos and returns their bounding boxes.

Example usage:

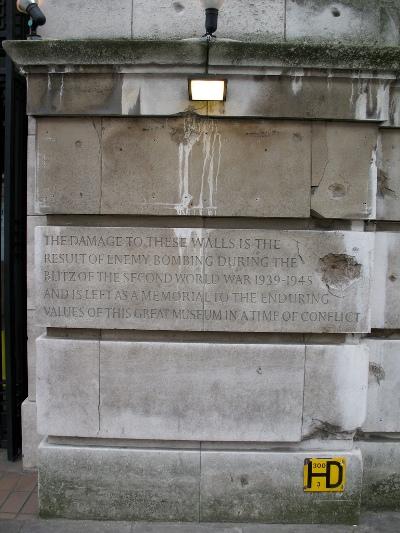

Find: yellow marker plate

[304,457,346,492]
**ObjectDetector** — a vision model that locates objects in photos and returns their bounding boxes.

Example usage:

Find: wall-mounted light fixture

[188,78,227,101]
[200,0,224,38]
[188,1,227,101]
[16,0,46,39]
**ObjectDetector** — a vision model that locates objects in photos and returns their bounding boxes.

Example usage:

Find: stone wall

[37,0,400,45]
[4,1,400,522]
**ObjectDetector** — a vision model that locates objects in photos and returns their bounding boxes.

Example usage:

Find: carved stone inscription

[35,227,373,332]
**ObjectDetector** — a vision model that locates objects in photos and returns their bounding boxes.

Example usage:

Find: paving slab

[0,513,399,532]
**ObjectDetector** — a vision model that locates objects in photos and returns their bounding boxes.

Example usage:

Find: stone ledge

[3,39,400,72]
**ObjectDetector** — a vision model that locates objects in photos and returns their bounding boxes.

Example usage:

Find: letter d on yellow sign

[303,457,346,492]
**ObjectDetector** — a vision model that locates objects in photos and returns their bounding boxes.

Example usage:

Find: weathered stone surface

[200,449,363,523]
[101,117,311,217]
[27,309,45,400]
[385,84,400,127]
[12,1,398,45]
[36,337,100,437]
[27,216,46,310]
[35,227,373,333]
[39,1,132,39]
[302,345,369,439]
[210,76,390,122]
[25,71,392,122]
[27,131,38,216]
[36,118,101,214]
[27,74,207,117]
[99,342,305,442]
[132,1,284,41]
[371,232,400,329]
[359,441,400,510]
[22,399,43,470]
[377,130,400,220]
[286,1,380,45]
[311,123,378,219]
[362,339,400,432]
[39,442,200,520]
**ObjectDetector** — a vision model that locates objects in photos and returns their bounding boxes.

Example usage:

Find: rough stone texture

[27,309,45,401]
[36,118,102,214]
[362,340,400,433]
[35,227,373,333]
[385,84,400,127]
[101,117,311,217]
[36,337,100,437]
[39,442,200,521]
[377,130,400,220]
[200,449,363,523]
[131,1,284,41]
[359,441,400,510]
[12,1,400,45]
[37,1,285,41]
[22,399,43,470]
[99,342,305,442]
[27,216,46,311]
[25,72,393,122]
[27,74,207,118]
[210,76,390,122]
[286,1,381,45]
[371,232,400,329]
[311,123,378,219]
[27,130,38,216]
[302,345,369,439]
[6,40,400,71]
[39,1,132,39]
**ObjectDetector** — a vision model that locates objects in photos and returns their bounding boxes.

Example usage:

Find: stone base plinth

[39,441,363,524]
[359,440,400,511]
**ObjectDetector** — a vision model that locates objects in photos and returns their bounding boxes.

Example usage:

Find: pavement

[0,451,399,532]
[0,513,400,533]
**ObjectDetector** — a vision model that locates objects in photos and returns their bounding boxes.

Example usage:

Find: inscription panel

[35,227,373,332]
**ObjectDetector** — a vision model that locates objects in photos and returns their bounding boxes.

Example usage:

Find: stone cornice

[3,39,400,73]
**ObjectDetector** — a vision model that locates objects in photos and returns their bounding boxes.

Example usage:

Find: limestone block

[311,123,378,219]
[132,1,284,41]
[386,84,400,127]
[371,232,400,329]
[26,72,391,123]
[286,0,380,45]
[27,216,46,310]
[27,309,46,401]
[27,132,37,216]
[302,345,369,439]
[101,117,311,217]
[200,449,363,523]
[377,130,400,220]
[27,74,207,117]
[99,342,305,442]
[39,441,200,521]
[359,440,400,510]
[36,337,100,437]
[39,0,132,39]
[210,75,390,122]
[36,118,101,214]
[22,399,43,470]
[35,226,373,333]
[362,339,400,433]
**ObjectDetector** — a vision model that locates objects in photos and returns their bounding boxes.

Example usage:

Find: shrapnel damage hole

[319,253,362,291]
